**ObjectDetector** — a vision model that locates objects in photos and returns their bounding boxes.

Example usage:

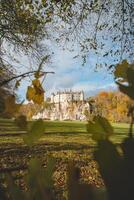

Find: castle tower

[80,91,84,101]
[51,93,54,103]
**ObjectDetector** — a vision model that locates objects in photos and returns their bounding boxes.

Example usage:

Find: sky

[17,41,117,101]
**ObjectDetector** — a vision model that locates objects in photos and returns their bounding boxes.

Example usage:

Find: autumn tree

[94,91,132,122]
[0,0,53,94]
[0,58,15,116]
[1,1,133,81]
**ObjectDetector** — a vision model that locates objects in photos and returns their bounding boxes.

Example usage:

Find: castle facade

[33,91,91,121]
[51,91,84,103]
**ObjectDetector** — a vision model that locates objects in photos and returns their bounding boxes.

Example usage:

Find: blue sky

[17,42,117,101]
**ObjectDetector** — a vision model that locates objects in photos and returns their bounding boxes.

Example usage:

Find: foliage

[26,78,45,104]
[93,137,134,200]
[14,115,28,130]
[114,60,134,100]
[67,162,96,200]
[0,0,44,49]
[25,157,55,199]
[51,0,133,67]
[87,116,113,141]
[1,0,133,90]
[0,88,10,116]
[0,0,133,111]
[0,58,15,116]
[0,0,53,101]
[83,108,91,120]
[19,103,42,120]
[23,119,45,146]
[1,157,56,200]
[86,60,134,199]
[4,95,22,118]
[94,91,131,122]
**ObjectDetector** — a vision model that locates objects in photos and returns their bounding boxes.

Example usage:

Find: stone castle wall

[33,91,90,121]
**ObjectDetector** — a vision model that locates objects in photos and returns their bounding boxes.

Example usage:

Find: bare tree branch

[0,71,55,87]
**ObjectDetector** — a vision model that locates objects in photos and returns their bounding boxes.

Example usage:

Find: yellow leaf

[33,92,44,104]
[15,80,20,89]
[26,86,35,101]
[26,79,44,104]
[114,60,128,80]
[32,79,41,88]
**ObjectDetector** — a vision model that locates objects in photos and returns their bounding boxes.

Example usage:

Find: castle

[33,91,91,121]
[51,90,84,103]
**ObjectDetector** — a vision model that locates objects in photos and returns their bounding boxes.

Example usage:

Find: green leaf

[25,157,55,199]
[115,62,134,99]
[114,60,128,80]
[87,116,114,141]
[127,67,134,86]
[6,175,26,200]
[117,82,134,100]
[45,157,56,187]
[23,119,45,146]
[25,158,46,199]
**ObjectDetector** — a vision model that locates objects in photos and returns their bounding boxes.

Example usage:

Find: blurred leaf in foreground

[6,175,26,200]
[87,116,114,141]
[25,157,55,199]
[114,60,134,100]
[23,119,45,146]
[114,60,128,81]
[14,115,28,130]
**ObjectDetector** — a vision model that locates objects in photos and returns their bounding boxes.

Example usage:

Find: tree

[94,91,131,122]
[1,1,133,74]
[0,0,53,94]
[0,0,45,50]
[45,0,133,67]
[0,58,15,116]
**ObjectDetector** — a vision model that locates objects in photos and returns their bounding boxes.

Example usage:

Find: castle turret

[80,91,84,101]
[51,93,54,103]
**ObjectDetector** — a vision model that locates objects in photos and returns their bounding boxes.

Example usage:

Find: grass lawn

[0,119,132,198]
[0,119,131,145]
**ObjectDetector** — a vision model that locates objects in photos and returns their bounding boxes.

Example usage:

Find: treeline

[92,91,132,123]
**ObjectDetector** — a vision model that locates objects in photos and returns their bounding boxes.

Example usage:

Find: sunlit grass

[0,119,132,145]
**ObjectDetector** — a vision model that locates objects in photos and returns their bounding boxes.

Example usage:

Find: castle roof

[52,90,84,95]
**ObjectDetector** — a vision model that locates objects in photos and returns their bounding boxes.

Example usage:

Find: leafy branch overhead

[1,0,133,78]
